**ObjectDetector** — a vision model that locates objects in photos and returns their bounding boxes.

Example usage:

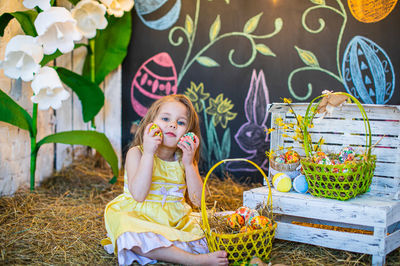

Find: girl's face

[153,101,189,147]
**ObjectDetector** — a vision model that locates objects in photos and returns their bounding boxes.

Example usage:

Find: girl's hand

[143,123,162,156]
[178,134,199,167]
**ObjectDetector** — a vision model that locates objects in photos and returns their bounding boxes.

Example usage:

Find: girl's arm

[178,135,203,207]
[126,123,162,202]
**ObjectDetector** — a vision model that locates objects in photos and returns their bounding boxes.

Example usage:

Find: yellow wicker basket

[201,158,276,264]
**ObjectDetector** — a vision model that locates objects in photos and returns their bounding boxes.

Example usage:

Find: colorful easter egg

[149,123,162,137]
[227,213,245,230]
[235,206,259,223]
[245,209,259,225]
[338,147,356,163]
[275,154,286,164]
[342,36,395,104]
[293,174,308,194]
[348,0,398,23]
[285,150,300,164]
[178,132,197,146]
[135,0,181,30]
[131,52,178,117]
[272,173,292,192]
[239,225,253,233]
[250,215,273,230]
[312,152,331,165]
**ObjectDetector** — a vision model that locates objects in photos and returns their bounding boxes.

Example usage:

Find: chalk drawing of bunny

[226,69,270,172]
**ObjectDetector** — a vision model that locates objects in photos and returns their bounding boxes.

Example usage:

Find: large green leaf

[41,43,87,66]
[0,89,33,135]
[55,67,104,122]
[0,11,38,37]
[82,12,132,85]
[36,130,119,183]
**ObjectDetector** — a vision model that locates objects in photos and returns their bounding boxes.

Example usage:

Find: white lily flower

[0,35,43,81]
[23,0,51,11]
[31,66,70,110]
[35,7,82,55]
[100,0,134,17]
[71,0,108,39]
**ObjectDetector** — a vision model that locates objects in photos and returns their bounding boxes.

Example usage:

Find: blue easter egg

[293,174,308,194]
[342,36,395,104]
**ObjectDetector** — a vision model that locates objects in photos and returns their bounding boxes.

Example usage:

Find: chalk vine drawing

[169,0,283,86]
[226,69,270,172]
[347,0,398,23]
[134,0,182,30]
[184,82,236,171]
[287,0,395,104]
[131,0,282,116]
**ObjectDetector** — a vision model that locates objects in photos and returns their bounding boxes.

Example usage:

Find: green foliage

[82,13,132,85]
[55,67,104,122]
[0,89,33,135]
[36,131,119,183]
[0,11,38,37]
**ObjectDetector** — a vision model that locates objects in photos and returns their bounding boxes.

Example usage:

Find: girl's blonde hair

[132,94,201,163]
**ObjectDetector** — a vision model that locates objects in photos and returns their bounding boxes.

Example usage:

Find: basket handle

[302,92,372,159]
[200,158,273,244]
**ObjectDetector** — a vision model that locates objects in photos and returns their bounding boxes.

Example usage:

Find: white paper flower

[35,7,82,55]
[0,35,43,81]
[23,0,51,11]
[71,0,108,39]
[31,66,70,110]
[100,0,134,17]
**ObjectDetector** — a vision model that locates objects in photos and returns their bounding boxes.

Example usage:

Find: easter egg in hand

[227,213,245,230]
[178,132,196,146]
[149,123,162,137]
[250,215,273,230]
[273,173,292,192]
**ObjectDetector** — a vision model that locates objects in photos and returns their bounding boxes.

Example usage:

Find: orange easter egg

[227,213,245,230]
[348,0,398,23]
[250,215,273,230]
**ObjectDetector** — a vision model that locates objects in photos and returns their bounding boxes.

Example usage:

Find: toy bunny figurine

[226,70,270,172]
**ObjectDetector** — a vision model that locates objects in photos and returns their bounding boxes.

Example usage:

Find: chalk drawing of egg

[135,0,181,30]
[342,36,395,104]
[348,0,398,23]
[131,52,178,117]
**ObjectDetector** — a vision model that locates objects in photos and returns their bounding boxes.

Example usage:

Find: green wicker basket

[300,92,377,201]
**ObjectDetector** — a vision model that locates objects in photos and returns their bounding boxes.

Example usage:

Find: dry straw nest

[0,155,399,265]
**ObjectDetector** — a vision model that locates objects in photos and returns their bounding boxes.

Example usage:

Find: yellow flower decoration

[206,93,237,128]
[184,82,210,112]
[283,97,292,104]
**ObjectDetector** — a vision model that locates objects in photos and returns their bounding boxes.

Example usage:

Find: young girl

[102,95,228,265]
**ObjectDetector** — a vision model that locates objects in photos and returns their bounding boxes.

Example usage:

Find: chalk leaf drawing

[134,0,181,30]
[184,81,210,112]
[205,94,237,129]
[342,36,395,104]
[226,69,270,172]
[287,0,396,104]
[169,0,282,86]
[130,52,178,117]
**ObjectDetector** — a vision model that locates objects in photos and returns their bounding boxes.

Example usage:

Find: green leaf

[310,0,325,5]
[82,13,132,85]
[40,43,87,66]
[295,46,320,67]
[209,15,220,42]
[185,15,193,36]
[36,131,119,183]
[0,89,33,135]
[67,0,80,4]
[256,44,276,57]
[0,10,38,37]
[11,11,38,36]
[243,12,263,34]
[196,56,220,67]
[55,67,104,122]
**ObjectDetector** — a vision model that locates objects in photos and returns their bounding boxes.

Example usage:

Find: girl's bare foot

[195,250,228,266]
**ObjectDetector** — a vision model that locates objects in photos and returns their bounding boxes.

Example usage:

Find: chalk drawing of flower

[184,82,210,112]
[206,93,237,128]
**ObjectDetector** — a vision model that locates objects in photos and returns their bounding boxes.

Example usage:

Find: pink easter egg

[131,52,178,117]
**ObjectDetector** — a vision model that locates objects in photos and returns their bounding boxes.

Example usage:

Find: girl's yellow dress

[102,148,207,265]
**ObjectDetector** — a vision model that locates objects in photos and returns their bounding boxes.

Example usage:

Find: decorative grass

[0,155,399,265]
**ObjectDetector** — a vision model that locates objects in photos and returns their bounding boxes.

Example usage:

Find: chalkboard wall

[122,0,400,181]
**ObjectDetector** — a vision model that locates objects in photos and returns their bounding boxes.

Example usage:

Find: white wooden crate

[243,103,400,266]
